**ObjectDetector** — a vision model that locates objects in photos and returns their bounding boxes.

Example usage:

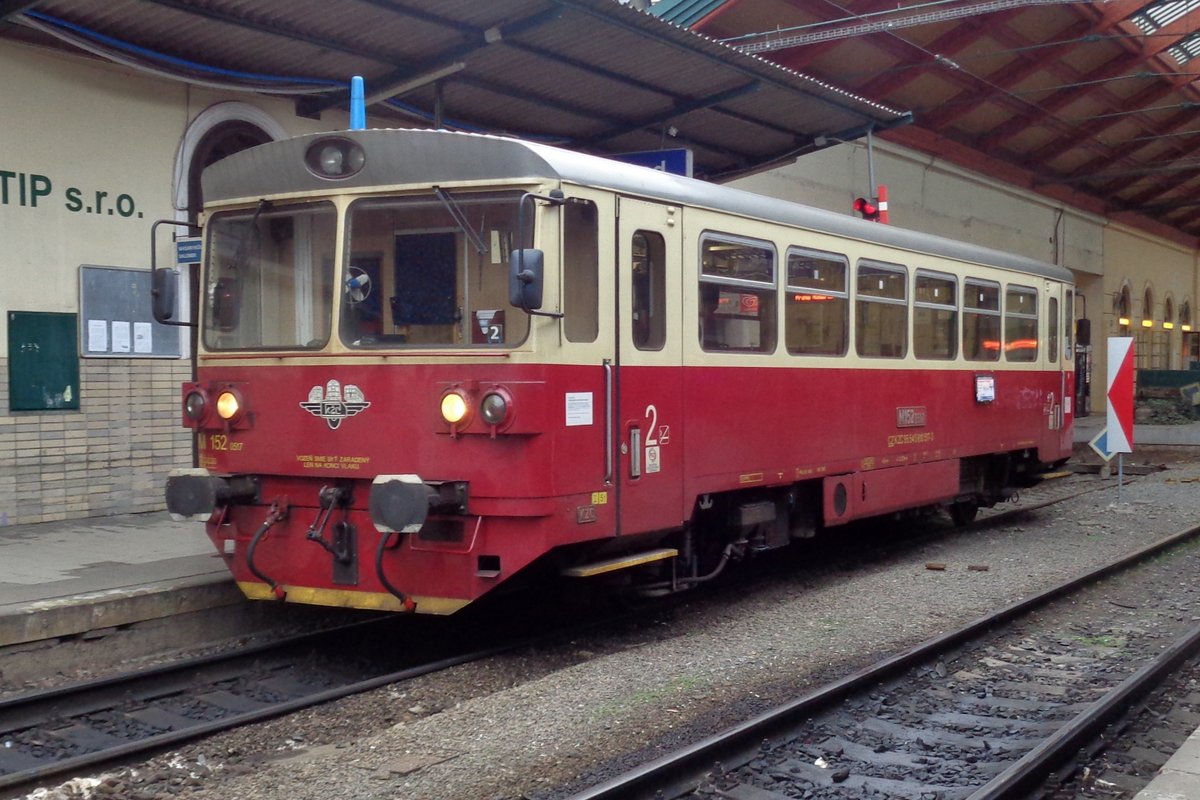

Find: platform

[0,512,235,648]
[1073,413,1200,447]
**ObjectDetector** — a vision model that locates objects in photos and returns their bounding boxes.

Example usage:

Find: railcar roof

[204,128,1072,283]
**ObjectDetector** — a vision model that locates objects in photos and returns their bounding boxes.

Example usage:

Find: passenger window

[699,235,776,353]
[785,249,847,356]
[963,279,1001,362]
[1005,285,1039,362]
[1048,296,1059,363]
[914,270,957,360]
[632,231,666,351]
[855,261,907,359]
[564,200,599,343]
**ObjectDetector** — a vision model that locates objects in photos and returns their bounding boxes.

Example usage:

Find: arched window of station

[186,120,272,228]
[1182,301,1199,368]
[1135,286,1151,368]
[1164,294,1177,369]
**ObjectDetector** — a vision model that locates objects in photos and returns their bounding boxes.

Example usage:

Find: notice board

[79,265,181,358]
[8,311,80,411]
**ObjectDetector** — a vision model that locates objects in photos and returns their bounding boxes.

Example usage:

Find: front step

[561,548,678,578]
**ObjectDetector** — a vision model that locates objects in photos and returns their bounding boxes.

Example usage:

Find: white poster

[134,322,153,354]
[87,319,108,352]
[565,392,593,427]
[111,321,131,353]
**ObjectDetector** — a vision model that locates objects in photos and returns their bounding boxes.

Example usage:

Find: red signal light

[853,197,880,221]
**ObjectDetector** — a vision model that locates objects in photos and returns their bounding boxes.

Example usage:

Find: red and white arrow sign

[1107,337,1134,453]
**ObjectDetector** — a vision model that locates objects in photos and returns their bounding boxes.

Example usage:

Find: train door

[1046,281,1073,455]
[616,197,685,534]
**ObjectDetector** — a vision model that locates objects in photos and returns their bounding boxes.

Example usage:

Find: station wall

[0,40,336,525]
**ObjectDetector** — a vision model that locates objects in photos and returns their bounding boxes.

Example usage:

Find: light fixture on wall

[1118,317,1131,326]
[1165,321,1175,329]
[1141,319,1154,327]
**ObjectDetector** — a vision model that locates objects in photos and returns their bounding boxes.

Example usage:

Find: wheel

[949,500,979,526]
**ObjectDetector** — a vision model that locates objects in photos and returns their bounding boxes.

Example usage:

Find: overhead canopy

[654,0,1200,241]
[0,0,911,180]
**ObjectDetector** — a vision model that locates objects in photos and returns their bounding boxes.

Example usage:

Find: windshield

[341,190,529,347]
[203,201,337,351]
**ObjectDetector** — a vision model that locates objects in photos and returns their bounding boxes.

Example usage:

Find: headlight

[184,391,207,421]
[480,392,509,426]
[304,137,366,179]
[216,391,242,421]
[440,391,470,425]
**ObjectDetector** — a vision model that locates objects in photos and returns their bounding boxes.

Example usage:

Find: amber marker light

[440,391,470,426]
[216,390,242,421]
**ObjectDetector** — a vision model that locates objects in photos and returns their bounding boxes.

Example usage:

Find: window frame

[854,259,908,360]
[913,268,958,361]
[962,278,1002,363]
[1004,284,1040,363]
[698,232,778,354]
[784,246,849,357]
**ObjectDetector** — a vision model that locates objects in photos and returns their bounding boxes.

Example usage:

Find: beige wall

[0,39,345,524]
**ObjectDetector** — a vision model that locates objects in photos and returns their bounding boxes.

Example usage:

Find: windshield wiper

[433,187,488,256]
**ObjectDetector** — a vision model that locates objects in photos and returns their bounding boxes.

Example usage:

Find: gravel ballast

[24,452,1200,800]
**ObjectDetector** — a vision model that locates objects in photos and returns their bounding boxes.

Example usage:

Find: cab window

[564,199,599,343]
[632,231,666,350]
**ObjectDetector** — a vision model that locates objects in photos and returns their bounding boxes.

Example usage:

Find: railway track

[562,515,1200,800]
[0,466,1144,798]
[0,602,601,798]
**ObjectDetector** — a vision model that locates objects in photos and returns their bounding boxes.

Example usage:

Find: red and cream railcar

[163,128,1074,614]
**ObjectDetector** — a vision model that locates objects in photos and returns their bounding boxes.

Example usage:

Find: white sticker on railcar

[646,445,661,474]
[565,392,594,426]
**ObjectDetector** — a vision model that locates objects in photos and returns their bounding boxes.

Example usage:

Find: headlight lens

[304,137,366,179]
[440,392,469,425]
[480,392,509,426]
[216,391,241,420]
[184,391,207,420]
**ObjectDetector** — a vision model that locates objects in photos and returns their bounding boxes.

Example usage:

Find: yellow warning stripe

[561,548,678,578]
[237,581,469,615]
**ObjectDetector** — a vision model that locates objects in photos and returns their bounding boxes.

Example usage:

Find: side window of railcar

[785,249,847,356]
[699,235,777,353]
[855,261,907,359]
[914,270,957,360]
[564,200,600,343]
[632,232,666,351]
[1048,296,1059,363]
[963,279,1001,362]
[1005,285,1039,362]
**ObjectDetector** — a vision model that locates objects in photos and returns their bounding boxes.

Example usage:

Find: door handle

[630,427,642,479]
